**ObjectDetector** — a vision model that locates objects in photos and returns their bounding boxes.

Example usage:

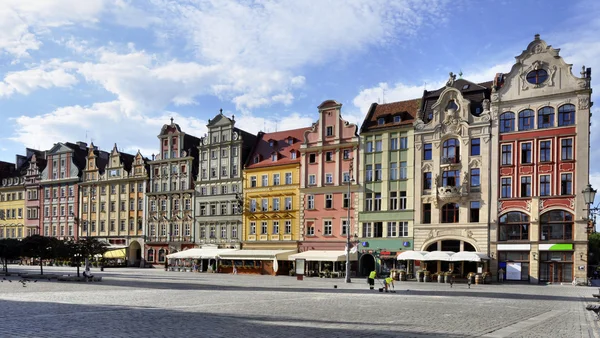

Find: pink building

[299,100,360,262]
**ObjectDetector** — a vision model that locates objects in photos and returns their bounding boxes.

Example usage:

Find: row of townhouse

[0,35,592,283]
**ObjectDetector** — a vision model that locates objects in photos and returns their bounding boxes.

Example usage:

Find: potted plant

[424,270,431,282]
[467,272,476,284]
[437,271,443,283]
[444,271,452,283]
[417,270,425,282]
[398,269,406,281]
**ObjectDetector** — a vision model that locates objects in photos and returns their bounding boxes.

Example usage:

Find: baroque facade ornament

[579,96,590,110]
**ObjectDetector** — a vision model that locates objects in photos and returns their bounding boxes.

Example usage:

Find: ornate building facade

[357,99,419,276]
[195,111,256,250]
[0,158,27,239]
[24,150,46,237]
[40,142,88,239]
[145,119,200,265]
[298,101,359,255]
[413,76,493,275]
[490,35,592,284]
[79,144,148,266]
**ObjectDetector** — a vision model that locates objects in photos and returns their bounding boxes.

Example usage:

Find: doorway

[359,254,375,277]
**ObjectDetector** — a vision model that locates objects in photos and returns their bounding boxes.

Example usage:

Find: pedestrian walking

[367,270,376,290]
[233,265,238,275]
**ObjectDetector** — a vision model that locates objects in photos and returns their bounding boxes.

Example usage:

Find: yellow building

[0,160,26,240]
[235,128,309,275]
[79,144,148,266]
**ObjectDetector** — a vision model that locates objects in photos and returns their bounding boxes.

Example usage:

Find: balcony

[436,185,466,201]
[441,156,460,166]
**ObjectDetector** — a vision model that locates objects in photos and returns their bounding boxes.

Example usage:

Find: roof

[360,98,420,133]
[420,78,491,121]
[245,127,310,169]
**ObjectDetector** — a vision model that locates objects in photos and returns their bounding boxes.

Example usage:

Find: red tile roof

[245,127,311,169]
[360,98,420,133]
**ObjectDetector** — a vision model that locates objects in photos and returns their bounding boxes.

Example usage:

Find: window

[307,195,314,209]
[250,199,256,212]
[377,118,385,125]
[500,177,512,198]
[273,198,280,211]
[374,164,382,181]
[365,193,373,211]
[250,176,257,188]
[262,175,268,187]
[309,175,316,186]
[540,140,551,162]
[470,168,480,190]
[442,139,460,164]
[500,112,515,133]
[399,137,408,149]
[307,225,315,236]
[561,139,573,160]
[399,162,407,179]
[518,109,534,131]
[561,173,573,195]
[499,212,529,241]
[399,222,408,237]
[442,170,460,187]
[147,249,155,262]
[285,197,292,210]
[387,222,397,237]
[470,201,480,222]
[423,203,431,224]
[211,150,217,159]
[374,193,381,211]
[272,221,279,234]
[341,220,348,236]
[375,140,382,152]
[325,194,333,209]
[343,149,351,160]
[323,221,332,235]
[366,142,373,153]
[222,185,228,194]
[325,151,333,161]
[261,222,268,234]
[540,210,573,240]
[399,191,407,210]
[326,126,333,136]
[222,149,227,157]
[394,115,401,123]
[538,107,555,129]
[325,173,333,184]
[390,163,398,180]
[520,176,531,197]
[221,203,228,215]
[540,175,551,196]
[390,138,398,150]
[290,151,297,159]
[362,222,372,237]
[273,174,280,186]
[343,171,350,183]
[365,165,373,182]
[441,203,459,223]
[343,193,349,208]
[423,172,432,190]
[558,104,575,126]
[231,226,238,238]
[470,138,480,156]
[232,165,238,176]
[100,221,106,232]
[521,143,532,164]
[285,172,292,185]
[501,144,512,165]
[221,166,228,176]
[250,222,256,235]
[309,153,316,163]
[271,153,277,162]
[526,69,548,84]
[261,199,268,211]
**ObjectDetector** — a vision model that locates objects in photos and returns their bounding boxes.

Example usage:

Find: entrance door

[359,254,375,277]
[550,263,563,283]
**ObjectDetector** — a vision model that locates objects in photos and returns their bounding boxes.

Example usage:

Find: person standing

[368,270,377,290]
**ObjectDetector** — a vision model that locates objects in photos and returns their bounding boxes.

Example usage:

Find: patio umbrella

[422,251,454,261]
[450,251,490,262]
[397,251,427,261]
[273,258,279,274]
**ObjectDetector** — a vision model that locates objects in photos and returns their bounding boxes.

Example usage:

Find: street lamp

[583,184,598,234]
[345,161,355,283]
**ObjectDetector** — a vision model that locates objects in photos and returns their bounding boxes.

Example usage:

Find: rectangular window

[221,203,228,215]
[399,191,407,210]
[399,222,408,237]
[325,173,333,184]
[366,142,373,153]
[521,143,532,164]
[373,222,383,238]
[501,177,512,198]
[309,175,316,186]
[362,222,372,237]
[470,168,480,190]
[423,143,432,160]
[250,176,257,188]
[273,198,280,211]
[285,220,291,234]
[501,144,512,165]
[423,172,432,190]
[540,141,551,162]
[470,201,480,222]
[390,138,398,150]
[390,192,398,210]
[366,165,372,182]
[343,193,349,208]
[325,151,333,161]
[261,221,268,235]
[231,226,237,238]
[326,126,333,136]
[343,149,351,160]
[261,199,268,212]
[365,193,373,211]
[561,139,573,160]
[374,193,381,211]
[250,222,256,235]
[387,222,397,237]
[520,176,531,197]
[374,164,382,181]
[273,174,280,186]
[423,203,431,224]
[325,194,333,209]
[262,175,268,187]
[399,161,407,179]
[285,197,292,210]
[272,221,279,235]
[285,173,292,185]
[250,199,256,212]
[540,175,551,196]
[307,225,315,236]
[323,221,332,235]
[471,138,480,156]
[343,171,350,183]
[309,153,316,163]
[561,173,573,195]
[307,195,314,209]
[341,220,348,236]
[400,137,408,149]
[390,163,398,180]
[375,140,382,152]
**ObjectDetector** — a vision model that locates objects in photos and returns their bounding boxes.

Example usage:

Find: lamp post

[345,161,355,283]
[582,184,597,234]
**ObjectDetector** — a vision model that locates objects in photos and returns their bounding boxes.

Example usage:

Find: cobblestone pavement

[1,266,599,338]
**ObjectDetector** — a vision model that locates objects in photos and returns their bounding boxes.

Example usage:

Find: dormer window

[462,84,470,90]
[269,140,274,147]
[290,150,297,159]
[271,153,278,162]
[254,155,260,164]
[393,115,401,123]
[377,118,385,125]
[446,100,458,111]
[287,137,294,145]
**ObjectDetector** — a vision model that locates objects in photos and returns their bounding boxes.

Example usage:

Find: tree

[589,233,600,267]
[21,235,54,275]
[0,239,22,274]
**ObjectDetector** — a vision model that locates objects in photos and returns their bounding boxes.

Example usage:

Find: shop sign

[539,244,573,251]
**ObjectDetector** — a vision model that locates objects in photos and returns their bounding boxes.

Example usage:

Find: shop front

[218,249,296,275]
[539,244,574,283]
[357,238,413,277]
[497,244,531,282]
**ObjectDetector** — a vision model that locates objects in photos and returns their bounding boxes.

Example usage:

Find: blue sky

[1,0,599,186]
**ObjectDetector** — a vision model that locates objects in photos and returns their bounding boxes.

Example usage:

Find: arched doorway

[359,254,375,277]
[129,241,142,267]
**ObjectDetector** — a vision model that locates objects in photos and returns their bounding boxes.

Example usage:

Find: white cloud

[0,67,78,98]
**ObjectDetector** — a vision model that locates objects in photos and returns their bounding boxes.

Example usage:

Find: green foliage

[0,238,22,273]
[589,233,600,265]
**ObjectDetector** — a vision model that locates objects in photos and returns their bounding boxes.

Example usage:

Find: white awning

[422,251,454,261]
[218,249,297,261]
[166,248,236,259]
[288,250,357,262]
[397,251,428,261]
[450,251,490,262]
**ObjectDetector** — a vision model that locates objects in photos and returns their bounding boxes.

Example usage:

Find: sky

[1,0,599,191]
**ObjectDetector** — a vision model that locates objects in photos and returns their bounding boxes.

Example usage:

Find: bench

[586,304,600,319]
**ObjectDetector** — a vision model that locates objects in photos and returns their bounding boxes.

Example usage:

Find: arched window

[518,109,534,131]
[538,107,554,129]
[147,249,155,262]
[441,203,460,223]
[499,112,515,133]
[499,212,529,241]
[442,139,460,164]
[158,248,167,262]
[540,210,573,240]
[558,104,575,126]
